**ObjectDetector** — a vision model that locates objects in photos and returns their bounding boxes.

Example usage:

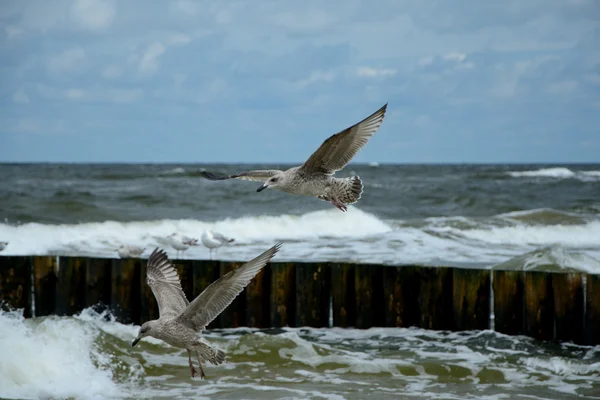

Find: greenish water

[1,308,599,399]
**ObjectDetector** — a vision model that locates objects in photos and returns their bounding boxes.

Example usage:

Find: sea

[1,163,600,399]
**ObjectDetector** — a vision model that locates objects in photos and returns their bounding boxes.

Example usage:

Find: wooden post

[55,257,86,316]
[85,258,112,310]
[0,257,32,317]
[33,256,57,317]
[246,263,270,328]
[585,274,600,345]
[355,264,384,328]
[270,262,296,327]
[382,266,420,328]
[174,260,194,301]
[192,260,220,329]
[524,271,553,341]
[552,272,584,343]
[493,270,524,335]
[417,267,453,330]
[111,258,141,324]
[453,268,491,331]
[295,262,330,327]
[330,263,356,328]
[218,261,247,328]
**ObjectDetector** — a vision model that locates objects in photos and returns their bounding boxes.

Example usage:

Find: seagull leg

[328,196,348,212]
[196,352,206,379]
[187,349,197,378]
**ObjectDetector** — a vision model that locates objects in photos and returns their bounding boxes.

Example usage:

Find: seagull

[166,233,199,258]
[132,242,282,378]
[201,230,234,259]
[116,245,144,258]
[199,104,387,211]
[0,241,7,252]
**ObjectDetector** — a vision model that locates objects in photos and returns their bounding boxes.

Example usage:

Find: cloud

[134,35,191,75]
[14,119,40,133]
[296,70,335,88]
[1,0,599,163]
[47,48,86,73]
[356,67,397,78]
[167,34,192,45]
[546,80,579,94]
[443,52,467,63]
[110,88,143,103]
[137,42,166,74]
[174,0,200,15]
[13,118,67,135]
[70,0,116,31]
[66,88,87,99]
[5,26,25,38]
[13,87,30,104]
[102,65,121,79]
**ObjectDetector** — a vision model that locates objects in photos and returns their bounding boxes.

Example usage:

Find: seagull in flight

[200,104,388,211]
[132,243,282,378]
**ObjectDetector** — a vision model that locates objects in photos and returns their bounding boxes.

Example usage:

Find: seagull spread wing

[200,170,281,182]
[300,104,387,174]
[146,248,190,319]
[176,242,282,330]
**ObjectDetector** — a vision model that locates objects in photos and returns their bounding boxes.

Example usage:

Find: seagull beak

[256,183,268,192]
[132,337,140,347]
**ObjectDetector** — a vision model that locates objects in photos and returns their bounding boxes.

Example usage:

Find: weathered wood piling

[1,255,599,345]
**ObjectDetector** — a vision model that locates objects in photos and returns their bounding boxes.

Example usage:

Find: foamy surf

[1,308,599,399]
[507,167,600,181]
[0,309,130,400]
[1,208,600,272]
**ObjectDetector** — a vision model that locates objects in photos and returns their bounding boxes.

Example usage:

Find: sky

[0,0,599,164]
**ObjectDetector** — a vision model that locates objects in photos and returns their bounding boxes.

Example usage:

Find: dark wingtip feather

[148,247,169,264]
[200,171,231,181]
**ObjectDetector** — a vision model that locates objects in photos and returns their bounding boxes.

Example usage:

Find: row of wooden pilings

[0,255,599,345]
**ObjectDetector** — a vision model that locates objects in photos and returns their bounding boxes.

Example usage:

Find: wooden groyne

[0,256,598,345]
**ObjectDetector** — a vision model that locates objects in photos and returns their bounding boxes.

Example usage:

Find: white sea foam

[1,207,600,271]
[507,167,600,181]
[0,208,391,259]
[1,309,599,399]
[0,310,125,400]
[160,167,186,175]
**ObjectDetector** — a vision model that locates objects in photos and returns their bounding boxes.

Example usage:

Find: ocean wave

[0,208,392,258]
[1,208,599,271]
[0,309,132,400]
[2,308,599,399]
[507,167,600,181]
[452,220,600,249]
[492,246,600,273]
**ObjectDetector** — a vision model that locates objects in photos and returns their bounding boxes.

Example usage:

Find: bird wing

[212,231,232,243]
[146,248,190,319]
[300,104,387,174]
[199,170,281,182]
[176,242,282,330]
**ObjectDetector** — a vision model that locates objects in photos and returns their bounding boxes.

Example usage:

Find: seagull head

[257,172,285,192]
[132,321,155,347]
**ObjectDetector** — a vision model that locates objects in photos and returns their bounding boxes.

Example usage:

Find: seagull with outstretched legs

[200,104,387,212]
[201,230,234,259]
[132,243,282,378]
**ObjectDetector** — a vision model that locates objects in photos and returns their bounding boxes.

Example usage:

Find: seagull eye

[272,178,278,182]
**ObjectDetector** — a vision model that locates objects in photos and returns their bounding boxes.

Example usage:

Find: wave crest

[507,167,600,181]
